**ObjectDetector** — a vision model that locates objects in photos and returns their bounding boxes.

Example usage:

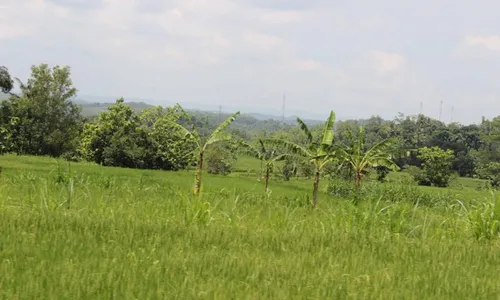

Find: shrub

[206,143,236,176]
[417,146,454,187]
[477,162,500,189]
[402,165,428,185]
[375,166,390,182]
[281,156,298,181]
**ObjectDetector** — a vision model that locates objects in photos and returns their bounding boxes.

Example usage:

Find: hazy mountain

[77,101,152,117]
[3,93,334,125]
[74,94,330,124]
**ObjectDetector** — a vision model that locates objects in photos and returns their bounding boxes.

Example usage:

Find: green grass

[1,155,500,299]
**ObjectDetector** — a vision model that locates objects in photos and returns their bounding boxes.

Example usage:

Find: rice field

[1,154,499,299]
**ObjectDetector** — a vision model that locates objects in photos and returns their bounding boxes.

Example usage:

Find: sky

[1,0,499,124]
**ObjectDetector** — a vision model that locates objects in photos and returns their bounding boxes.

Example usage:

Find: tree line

[1,64,500,202]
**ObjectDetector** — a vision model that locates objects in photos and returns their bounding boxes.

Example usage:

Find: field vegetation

[1,64,500,298]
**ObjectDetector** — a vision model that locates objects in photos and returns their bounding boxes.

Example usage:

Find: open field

[1,155,500,299]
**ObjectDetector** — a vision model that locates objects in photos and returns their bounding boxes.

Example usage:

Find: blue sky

[1,0,499,123]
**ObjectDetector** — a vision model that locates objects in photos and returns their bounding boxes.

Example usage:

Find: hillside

[78,101,152,117]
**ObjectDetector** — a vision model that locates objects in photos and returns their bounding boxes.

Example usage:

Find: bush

[324,162,354,181]
[402,165,429,185]
[206,143,236,176]
[375,166,390,182]
[417,147,454,187]
[281,157,298,181]
[477,162,500,189]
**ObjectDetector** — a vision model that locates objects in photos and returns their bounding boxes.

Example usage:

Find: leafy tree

[0,66,14,94]
[79,98,144,167]
[268,111,336,208]
[80,99,195,170]
[337,126,399,193]
[0,64,82,157]
[477,162,500,189]
[170,111,240,196]
[142,105,197,170]
[417,146,455,187]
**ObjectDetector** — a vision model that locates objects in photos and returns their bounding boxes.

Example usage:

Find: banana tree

[266,111,336,208]
[337,126,399,193]
[169,111,240,195]
[241,139,287,192]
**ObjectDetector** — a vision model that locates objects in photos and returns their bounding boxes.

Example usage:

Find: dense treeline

[1,64,500,192]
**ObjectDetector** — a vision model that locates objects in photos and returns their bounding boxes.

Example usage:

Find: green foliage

[79,99,195,170]
[266,111,337,207]
[327,178,452,206]
[375,166,390,182]
[336,126,399,193]
[468,193,500,240]
[417,146,455,187]
[402,165,427,185]
[206,142,236,175]
[477,162,500,188]
[281,156,298,181]
[0,64,82,157]
[2,63,500,182]
[0,125,13,154]
[0,66,14,94]
[167,110,240,195]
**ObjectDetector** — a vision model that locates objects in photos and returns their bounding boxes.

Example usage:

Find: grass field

[1,154,500,299]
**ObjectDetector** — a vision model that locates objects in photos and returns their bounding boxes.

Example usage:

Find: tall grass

[1,155,500,299]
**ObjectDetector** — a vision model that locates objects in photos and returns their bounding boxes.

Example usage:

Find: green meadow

[1,155,500,299]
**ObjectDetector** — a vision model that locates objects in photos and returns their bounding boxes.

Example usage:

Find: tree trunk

[193,151,204,196]
[265,165,270,192]
[260,160,263,181]
[312,169,320,208]
[355,171,362,193]
[354,171,362,205]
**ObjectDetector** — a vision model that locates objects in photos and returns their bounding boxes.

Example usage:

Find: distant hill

[247,112,323,126]
[77,101,153,117]
[2,94,326,128]
[75,98,324,126]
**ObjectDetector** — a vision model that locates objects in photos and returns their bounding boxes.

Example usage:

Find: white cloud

[241,31,283,52]
[369,51,406,73]
[256,10,310,24]
[0,0,70,40]
[465,35,500,51]
[295,60,322,70]
[2,0,500,124]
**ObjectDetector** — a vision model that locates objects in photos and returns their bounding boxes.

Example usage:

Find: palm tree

[241,139,287,192]
[170,111,240,195]
[337,126,399,194]
[267,111,336,208]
